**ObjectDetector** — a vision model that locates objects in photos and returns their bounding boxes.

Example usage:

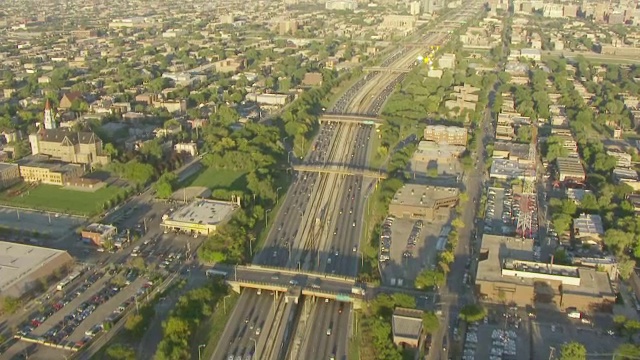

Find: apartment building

[423,125,467,146]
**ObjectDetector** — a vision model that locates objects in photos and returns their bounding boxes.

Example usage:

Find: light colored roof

[390,184,459,208]
[392,307,423,340]
[167,199,237,226]
[0,241,70,295]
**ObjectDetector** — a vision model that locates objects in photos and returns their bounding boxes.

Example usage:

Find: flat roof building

[424,125,468,146]
[556,156,585,182]
[392,307,424,348]
[81,223,117,247]
[0,241,74,298]
[161,199,239,235]
[17,155,85,186]
[489,159,536,181]
[565,188,593,205]
[388,184,459,222]
[573,213,605,245]
[475,234,615,311]
[492,141,531,162]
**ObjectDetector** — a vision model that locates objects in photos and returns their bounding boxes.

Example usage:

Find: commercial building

[246,93,291,106]
[412,141,465,163]
[0,241,74,298]
[573,213,605,246]
[423,125,467,146]
[0,162,22,189]
[81,223,118,246]
[489,159,536,181]
[556,156,585,182]
[17,155,84,185]
[388,184,459,222]
[29,128,109,167]
[380,15,417,31]
[475,234,615,311]
[325,0,357,10]
[161,199,240,236]
[492,141,531,162]
[392,307,424,348]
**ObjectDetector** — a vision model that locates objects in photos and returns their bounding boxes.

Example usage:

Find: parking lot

[380,217,448,287]
[484,187,506,234]
[0,206,84,238]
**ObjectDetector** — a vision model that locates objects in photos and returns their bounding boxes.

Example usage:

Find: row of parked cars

[403,220,423,258]
[18,270,102,338]
[379,216,394,262]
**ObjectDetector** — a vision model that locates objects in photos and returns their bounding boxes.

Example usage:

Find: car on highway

[326,327,332,336]
[255,327,261,335]
[289,279,298,286]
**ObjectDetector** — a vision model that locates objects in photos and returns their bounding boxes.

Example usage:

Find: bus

[205,269,227,278]
[56,271,81,291]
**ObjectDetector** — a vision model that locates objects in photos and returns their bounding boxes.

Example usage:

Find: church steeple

[43,99,56,130]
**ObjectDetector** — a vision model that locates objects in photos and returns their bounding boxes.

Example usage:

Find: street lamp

[276,187,282,205]
[265,209,272,228]
[223,294,231,314]
[198,344,206,360]
[250,338,258,358]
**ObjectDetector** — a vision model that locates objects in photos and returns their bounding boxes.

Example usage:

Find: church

[28,100,110,167]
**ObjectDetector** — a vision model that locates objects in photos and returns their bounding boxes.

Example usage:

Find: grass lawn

[183,168,247,191]
[0,184,126,216]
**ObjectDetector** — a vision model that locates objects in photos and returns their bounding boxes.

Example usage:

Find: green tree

[422,311,440,334]
[617,343,640,359]
[1,296,21,315]
[451,217,465,230]
[415,269,445,289]
[106,344,136,360]
[459,304,486,323]
[154,172,177,199]
[560,341,587,360]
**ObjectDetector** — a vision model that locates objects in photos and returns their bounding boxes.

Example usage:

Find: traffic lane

[234,291,273,358]
[333,306,350,360]
[219,292,259,359]
[304,300,334,360]
[68,276,150,344]
[1,338,71,360]
[211,289,255,360]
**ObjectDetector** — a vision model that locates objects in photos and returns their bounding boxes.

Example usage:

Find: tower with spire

[43,99,57,130]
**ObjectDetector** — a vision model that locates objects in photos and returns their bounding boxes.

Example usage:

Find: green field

[0,184,126,216]
[184,168,247,191]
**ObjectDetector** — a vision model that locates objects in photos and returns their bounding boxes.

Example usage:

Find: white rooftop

[168,199,237,226]
[0,241,69,294]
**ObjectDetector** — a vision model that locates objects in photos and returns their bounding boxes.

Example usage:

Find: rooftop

[17,155,83,174]
[392,307,423,341]
[0,241,71,295]
[556,156,585,174]
[476,235,613,298]
[493,141,530,160]
[0,162,18,172]
[84,223,117,235]
[167,199,238,226]
[489,159,536,179]
[390,184,459,208]
[573,213,604,236]
[566,188,593,204]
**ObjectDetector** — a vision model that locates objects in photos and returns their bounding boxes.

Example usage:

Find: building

[492,141,531,162]
[278,20,298,35]
[43,99,57,130]
[302,72,323,87]
[388,184,459,222]
[17,156,84,185]
[325,0,357,10]
[423,125,467,146]
[81,223,117,246]
[381,15,417,31]
[392,307,423,347]
[607,150,632,168]
[573,213,605,246]
[0,241,74,298]
[174,142,198,157]
[556,157,585,182]
[0,163,22,189]
[29,128,109,167]
[489,159,536,181]
[59,92,84,111]
[475,234,615,311]
[566,188,593,205]
[161,198,240,236]
[212,57,245,73]
[520,48,541,61]
[247,93,291,106]
[438,53,456,69]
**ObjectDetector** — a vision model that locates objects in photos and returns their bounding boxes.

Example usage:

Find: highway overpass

[363,67,411,73]
[320,113,383,125]
[292,164,388,179]
[220,265,366,309]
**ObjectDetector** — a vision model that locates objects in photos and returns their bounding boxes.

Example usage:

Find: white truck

[351,286,366,296]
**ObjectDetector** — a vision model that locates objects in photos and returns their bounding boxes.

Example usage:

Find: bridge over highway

[363,67,411,73]
[320,113,383,125]
[292,164,388,179]
[219,265,366,309]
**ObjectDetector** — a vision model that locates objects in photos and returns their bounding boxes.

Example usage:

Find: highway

[212,5,484,360]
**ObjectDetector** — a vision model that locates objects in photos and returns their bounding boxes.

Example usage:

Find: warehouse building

[161,198,240,236]
[556,156,585,182]
[388,184,459,222]
[475,234,615,312]
[0,241,74,298]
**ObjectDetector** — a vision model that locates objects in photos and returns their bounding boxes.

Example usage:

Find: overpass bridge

[363,66,411,73]
[320,113,383,125]
[292,164,388,179]
[221,265,366,309]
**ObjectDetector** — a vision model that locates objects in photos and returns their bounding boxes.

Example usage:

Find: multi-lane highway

[212,5,484,360]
